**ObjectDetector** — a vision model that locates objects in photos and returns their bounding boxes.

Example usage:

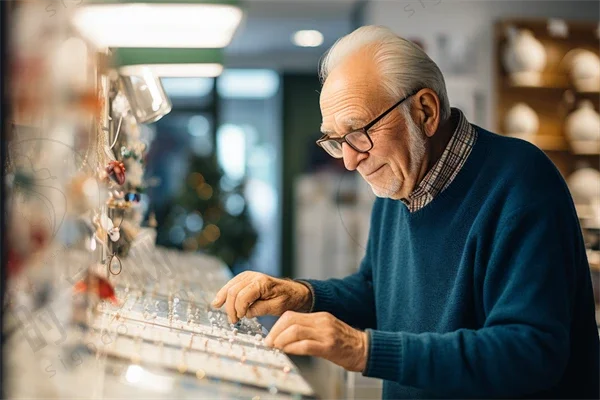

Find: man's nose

[342,143,368,171]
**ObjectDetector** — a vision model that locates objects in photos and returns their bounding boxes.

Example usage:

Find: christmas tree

[157,153,258,271]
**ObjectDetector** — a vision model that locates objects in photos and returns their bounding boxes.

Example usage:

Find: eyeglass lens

[321,131,371,158]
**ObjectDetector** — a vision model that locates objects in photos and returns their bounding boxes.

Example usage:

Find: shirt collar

[401,108,477,212]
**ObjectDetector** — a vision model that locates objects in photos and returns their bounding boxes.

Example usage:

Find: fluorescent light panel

[72,3,242,48]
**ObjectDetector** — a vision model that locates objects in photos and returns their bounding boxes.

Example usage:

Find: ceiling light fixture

[72,1,243,48]
[292,30,324,48]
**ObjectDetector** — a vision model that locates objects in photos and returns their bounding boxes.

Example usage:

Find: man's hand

[265,311,369,373]
[211,271,312,324]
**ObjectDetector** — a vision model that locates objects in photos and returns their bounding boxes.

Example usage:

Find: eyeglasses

[316,90,418,159]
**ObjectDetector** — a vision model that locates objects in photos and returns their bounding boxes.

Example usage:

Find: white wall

[365,0,600,130]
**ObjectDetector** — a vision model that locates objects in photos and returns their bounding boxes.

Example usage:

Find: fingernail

[211,297,219,306]
[264,336,272,346]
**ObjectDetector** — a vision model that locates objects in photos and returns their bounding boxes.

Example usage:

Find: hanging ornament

[93,213,122,243]
[120,146,135,160]
[111,91,131,118]
[108,227,120,242]
[104,214,121,242]
[124,193,141,203]
[73,274,118,305]
[111,190,125,200]
[107,253,123,275]
[105,160,126,185]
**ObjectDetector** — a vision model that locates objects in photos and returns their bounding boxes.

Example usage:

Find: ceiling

[225,0,362,71]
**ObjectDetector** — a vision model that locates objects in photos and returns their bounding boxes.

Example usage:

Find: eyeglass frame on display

[315,89,420,159]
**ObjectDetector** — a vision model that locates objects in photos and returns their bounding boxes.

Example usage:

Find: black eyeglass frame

[316,89,420,158]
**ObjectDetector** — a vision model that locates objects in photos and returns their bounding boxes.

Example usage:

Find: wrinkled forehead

[319,72,387,134]
[319,48,386,118]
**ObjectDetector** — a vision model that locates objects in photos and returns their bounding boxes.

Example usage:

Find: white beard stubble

[368,109,426,199]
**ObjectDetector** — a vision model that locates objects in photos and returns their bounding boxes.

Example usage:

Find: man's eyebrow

[320,118,366,136]
[345,117,367,130]
[320,125,335,135]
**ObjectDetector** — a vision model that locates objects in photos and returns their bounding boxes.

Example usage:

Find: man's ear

[412,89,440,137]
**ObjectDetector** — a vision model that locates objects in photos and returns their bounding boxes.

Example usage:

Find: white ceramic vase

[502,28,547,86]
[504,102,539,136]
[568,167,600,204]
[565,101,600,154]
[567,167,600,223]
[567,49,600,92]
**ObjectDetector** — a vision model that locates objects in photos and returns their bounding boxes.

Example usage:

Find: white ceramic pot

[568,167,600,204]
[502,28,547,86]
[566,100,600,141]
[504,102,539,136]
[568,49,600,92]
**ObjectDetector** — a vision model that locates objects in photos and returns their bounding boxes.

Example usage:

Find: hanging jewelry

[105,160,126,186]
[107,253,122,276]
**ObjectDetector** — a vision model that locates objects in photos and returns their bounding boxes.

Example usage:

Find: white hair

[319,25,451,122]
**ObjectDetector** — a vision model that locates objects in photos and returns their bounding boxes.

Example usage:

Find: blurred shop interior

[3,0,600,399]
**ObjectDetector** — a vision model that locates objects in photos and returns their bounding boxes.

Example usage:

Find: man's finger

[234,281,261,319]
[224,281,247,323]
[265,311,315,345]
[281,339,326,357]
[271,324,318,349]
[212,273,252,308]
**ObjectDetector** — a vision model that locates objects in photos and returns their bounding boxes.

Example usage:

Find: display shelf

[6,246,316,399]
[495,18,599,180]
[569,140,600,154]
[501,75,570,90]
[86,333,313,397]
[86,247,316,399]
[100,357,299,400]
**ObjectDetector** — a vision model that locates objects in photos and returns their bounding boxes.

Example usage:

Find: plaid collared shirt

[402,108,477,213]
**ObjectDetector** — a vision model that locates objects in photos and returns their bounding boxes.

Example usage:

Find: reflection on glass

[120,68,172,124]
[125,365,143,383]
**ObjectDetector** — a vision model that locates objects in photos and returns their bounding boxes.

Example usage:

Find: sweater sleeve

[299,254,377,330]
[363,201,581,397]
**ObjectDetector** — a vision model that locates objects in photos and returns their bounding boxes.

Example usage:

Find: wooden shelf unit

[495,18,600,179]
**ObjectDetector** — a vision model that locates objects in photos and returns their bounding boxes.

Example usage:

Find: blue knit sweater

[303,127,599,399]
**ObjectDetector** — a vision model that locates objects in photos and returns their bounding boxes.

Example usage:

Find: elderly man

[212,26,599,398]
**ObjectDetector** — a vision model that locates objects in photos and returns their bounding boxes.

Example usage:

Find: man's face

[319,48,426,200]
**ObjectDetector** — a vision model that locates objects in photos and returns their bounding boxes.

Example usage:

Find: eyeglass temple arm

[364,90,419,130]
